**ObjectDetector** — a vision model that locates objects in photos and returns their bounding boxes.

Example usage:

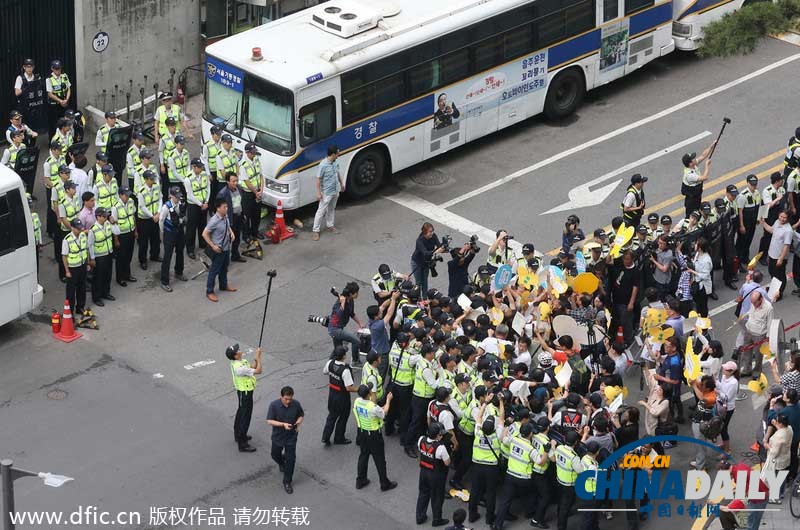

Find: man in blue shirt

[367,290,399,377]
[312,145,345,241]
[654,336,685,425]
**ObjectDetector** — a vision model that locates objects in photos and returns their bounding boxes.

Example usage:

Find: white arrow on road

[541,131,712,215]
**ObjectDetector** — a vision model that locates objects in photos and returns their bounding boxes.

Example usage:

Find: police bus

[671,0,745,50]
[0,165,43,327]
[203,0,676,209]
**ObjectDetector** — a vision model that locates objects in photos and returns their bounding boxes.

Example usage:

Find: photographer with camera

[486,229,514,273]
[447,237,480,298]
[562,215,585,252]
[328,282,366,366]
[411,222,448,292]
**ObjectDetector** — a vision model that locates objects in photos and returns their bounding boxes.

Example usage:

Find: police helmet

[428,421,444,438]
[481,417,496,436]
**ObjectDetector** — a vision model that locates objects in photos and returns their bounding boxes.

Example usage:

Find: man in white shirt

[760,210,794,300]
[740,292,775,379]
[479,323,512,356]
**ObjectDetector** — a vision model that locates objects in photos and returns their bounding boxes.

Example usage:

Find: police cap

[682,152,696,167]
[522,243,535,254]
[63,180,76,190]
[69,218,83,230]
[481,416,496,436]
[165,117,177,126]
[119,187,132,196]
[585,440,601,454]
[159,92,173,101]
[455,373,470,386]
[174,134,186,144]
[210,125,222,136]
[746,174,758,184]
[690,210,702,219]
[536,417,550,432]
[132,131,145,141]
[22,58,34,66]
[9,110,22,119]
[565,429,579,446]
[647,213,659,223]
[660,215,672,225]
[104,111,117,119]
[395,332,410,346]
[244,142,259,153]
[95,207,108,218]
[169,186,183,199]
[520,422,535,438]
[139,148,153,159]
[225,343,240,360]
[477,265,492,276]
[96,151,109,162]
[726,184,738,195]
[101,164,115,175]
[190,158,204,168]
[221,133,233,143]
[701,202,712,212]
[58,164,71,174]
[50,139,63,150]
[714,198,726,209]
[637,225,648,234]
[143,170,157,181]
[50,59,62,69]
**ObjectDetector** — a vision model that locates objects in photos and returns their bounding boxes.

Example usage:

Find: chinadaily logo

[574,436,788,520]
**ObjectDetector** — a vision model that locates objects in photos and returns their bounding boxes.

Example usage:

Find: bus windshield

[244,76,294,156]
[206,80,241,127]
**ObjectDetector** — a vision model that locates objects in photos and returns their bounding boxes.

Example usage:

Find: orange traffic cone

[615,326,624,345]
[54,300,82,343]
[273,200,295,242]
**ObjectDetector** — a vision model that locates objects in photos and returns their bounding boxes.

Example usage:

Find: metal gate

[0,0,76,139]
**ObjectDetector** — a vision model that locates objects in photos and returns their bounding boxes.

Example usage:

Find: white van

[0,164,43,326]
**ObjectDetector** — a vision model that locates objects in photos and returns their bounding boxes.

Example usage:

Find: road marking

[152,373,164,379]
[437,53,800,209]
[542,132,712,215]
[184,359,216,370]
[544,156,783,256]
[385,191,523,253]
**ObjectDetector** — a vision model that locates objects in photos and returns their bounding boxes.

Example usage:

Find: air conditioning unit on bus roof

[310,1,383,38]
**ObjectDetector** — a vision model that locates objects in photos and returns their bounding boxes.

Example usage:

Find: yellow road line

[544,150,784,256]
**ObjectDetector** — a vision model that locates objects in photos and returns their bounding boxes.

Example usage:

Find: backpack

[699,415,723,440]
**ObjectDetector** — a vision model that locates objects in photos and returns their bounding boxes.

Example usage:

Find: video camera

[468,234,481,254]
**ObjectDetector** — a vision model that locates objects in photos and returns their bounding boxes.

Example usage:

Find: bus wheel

[544,68,585,121]
[346,148,386,199]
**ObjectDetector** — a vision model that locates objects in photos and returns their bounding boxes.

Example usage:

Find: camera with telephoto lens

[468,234,481,254]
[330,286,339,297]
[308,315,329,327]
[429,235,452,278]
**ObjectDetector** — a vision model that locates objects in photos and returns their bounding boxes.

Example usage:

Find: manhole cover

[411,169,450,186]
[46,389,68,400]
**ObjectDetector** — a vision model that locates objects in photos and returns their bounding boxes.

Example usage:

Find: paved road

[2,37,800,529]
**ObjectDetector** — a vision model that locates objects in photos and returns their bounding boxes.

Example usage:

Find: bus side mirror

[301,117,316,140]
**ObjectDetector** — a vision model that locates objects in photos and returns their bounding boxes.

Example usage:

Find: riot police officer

[157,186,188,292]
[717,193,738,289]
[416,422,451,526]
[621,173,647,227]
[735,174,761,271]
[322,346,357,446]
[46,59,71,138]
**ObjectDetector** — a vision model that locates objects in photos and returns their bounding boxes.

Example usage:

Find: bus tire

[345,147,387,199]
[543,68,585,121]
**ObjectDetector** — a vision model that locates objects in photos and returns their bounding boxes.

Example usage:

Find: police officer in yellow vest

[111,187,137,287]
[353,383,397,492]
[529,417,555,529]
[53,118,74,153]
[95,111,119,154]
[92,164,119,211]
[681,145,714,219]
[579,440,602,530]
[216,134,239,187]
[736,174,761,271]
[126,131,145,191]
[416,421,451,527]
[131,149,155,197]
[486,229,515,273]
[136,170,163,269]
[621,173,647,227]
[56,179,80,281]
[552,429,585,530]
[450,377,480,491]
[203,125,223,199]
[46,59,71,138]
[404,343,440,458]
[153,92,190,144]
[384,333,414,437]
[1,128,25,169]
[88,208,115,306]
[159,117,178,192]
[225,343,263,452]
[322,346,357,446]
[42,140,65,236]
[182,158,211,260]
[468,403,505,527]
[167,134,190,198]
[362,351,385,404]
[239,142,264,242]
[62,217,89,314]
[495,422,538,530]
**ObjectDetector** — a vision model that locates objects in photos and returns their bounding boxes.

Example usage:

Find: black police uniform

[416,436,448,524]
[736,186,760,266]
[322,360,352,444]
[161,198,186,286]
[719,200,738,286]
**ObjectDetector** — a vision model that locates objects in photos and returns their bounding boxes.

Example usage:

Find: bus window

[604,0,619,21]
[408,62,436,97]
[625,0,654,15]
[473,35,504,73]
[439,49,470,86]
[244,76,294,155]
[504,24,534,60]
[0,189,28,257]
[298,97,336,147]
[206,76,242,127]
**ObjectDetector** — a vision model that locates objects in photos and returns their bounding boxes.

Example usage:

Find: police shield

[17,76,47,132]
[13,146,40,195]
[106,125,133,186]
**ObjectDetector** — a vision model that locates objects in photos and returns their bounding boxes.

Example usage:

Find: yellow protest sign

[747,373,768,396]
[644,308,668,330]
[518,266,538,290]
[610,225,635,258]
[489,307,504,326]
[539,301,551,320]
[574,272,600,294]
[647,325,674,343]
[683,336,701,382]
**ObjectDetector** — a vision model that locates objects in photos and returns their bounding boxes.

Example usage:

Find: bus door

[596,0,628,86]
[296,79,338,202]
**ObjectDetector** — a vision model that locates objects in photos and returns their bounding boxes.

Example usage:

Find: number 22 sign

[92,31,110,53]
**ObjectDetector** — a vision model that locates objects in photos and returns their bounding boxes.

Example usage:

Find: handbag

[655,420,678,436]
[204,246,218,260]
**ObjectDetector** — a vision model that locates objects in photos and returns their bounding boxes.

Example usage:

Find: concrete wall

[75,0,201,122]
